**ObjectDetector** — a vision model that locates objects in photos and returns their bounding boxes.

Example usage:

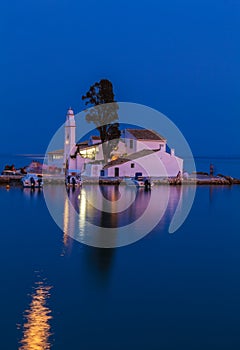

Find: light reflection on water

[19,280,52,350]
[23,184,196,246]
[4,183,240,349]
[58,185,188,246]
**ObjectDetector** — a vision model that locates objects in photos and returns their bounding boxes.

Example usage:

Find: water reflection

[99,185,121,201]
[61,189,76,255]
[83,246,115,286]
[19,280,52,350]
[76,186,180,226]
[62,186,115,281]
[44,184,187,247]
[22,188,43,199]
[75,185,151,228]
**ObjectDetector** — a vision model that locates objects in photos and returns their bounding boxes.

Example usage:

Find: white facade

[123,129,166,154]
[64,108,76,171]
[47,108,183,178]
[104,150,183,178]
[47,149,64,170]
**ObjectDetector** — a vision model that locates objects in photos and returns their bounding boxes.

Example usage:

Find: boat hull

[22,184,43,188]
[66,183,82,188]
[21,174,44,188]
[124,177,152,188]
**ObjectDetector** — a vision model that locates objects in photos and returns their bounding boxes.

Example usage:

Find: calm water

[0,180,240,349]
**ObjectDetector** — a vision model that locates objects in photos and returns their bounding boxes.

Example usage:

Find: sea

[0,154,240,349]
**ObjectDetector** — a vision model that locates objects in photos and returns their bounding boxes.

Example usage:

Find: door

[114,167,119,177]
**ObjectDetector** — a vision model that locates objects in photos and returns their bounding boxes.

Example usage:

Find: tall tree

[82,79,121,163]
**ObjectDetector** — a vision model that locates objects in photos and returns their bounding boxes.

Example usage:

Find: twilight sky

[0,0,239,156]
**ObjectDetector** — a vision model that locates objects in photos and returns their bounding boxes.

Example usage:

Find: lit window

[53,155,63,160]
[79,147,96,159]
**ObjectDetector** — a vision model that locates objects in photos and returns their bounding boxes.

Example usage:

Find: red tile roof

[126,129,166,141]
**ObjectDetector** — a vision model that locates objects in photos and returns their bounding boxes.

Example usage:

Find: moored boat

[21,174,43,188]
[65,174,82,188]
[124,175,152,189]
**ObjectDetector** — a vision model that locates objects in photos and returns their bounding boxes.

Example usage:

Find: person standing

[210,164,214,177]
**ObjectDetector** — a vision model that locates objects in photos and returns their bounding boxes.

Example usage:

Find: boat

[1,170,18,176]
[65,174,82,188]
[124,174,152,189]
[21,174,43,188]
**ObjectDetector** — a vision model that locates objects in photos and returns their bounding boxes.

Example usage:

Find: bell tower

[63,107,76,173]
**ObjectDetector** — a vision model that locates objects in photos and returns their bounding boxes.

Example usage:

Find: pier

[1,173,240,186]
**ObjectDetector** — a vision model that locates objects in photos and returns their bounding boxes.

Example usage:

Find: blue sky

[0,0,239,156]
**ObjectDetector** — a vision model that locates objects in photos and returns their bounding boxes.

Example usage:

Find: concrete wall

[123,130,166,154]
[124,130,137,153]
[47,156,63,169]
[106,150,183,178]
[94,140,127,162]
[136,140,166,152]
[83,163,103,177]
[76,156,85,172]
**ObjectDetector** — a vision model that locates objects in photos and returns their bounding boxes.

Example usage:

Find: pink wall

[106,151,183,178]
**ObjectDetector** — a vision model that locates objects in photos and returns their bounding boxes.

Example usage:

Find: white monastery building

[47,108,183,178]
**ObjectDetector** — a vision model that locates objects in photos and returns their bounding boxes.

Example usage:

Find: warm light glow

[111,155,118,161]
[79,189,87,234]
[19,281,52,350]
[53,154,63,160]
[62,191,76,244]
[79,147,96,159]
[63,194,69,246]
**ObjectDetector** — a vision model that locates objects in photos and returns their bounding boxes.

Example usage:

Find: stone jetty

[1,173,240,186]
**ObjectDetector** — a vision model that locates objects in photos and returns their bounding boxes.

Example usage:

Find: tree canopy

[82,79,121,163]
[82,79,115,106]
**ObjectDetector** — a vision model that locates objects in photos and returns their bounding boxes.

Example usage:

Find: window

[53,155,63,160]
[131,163,135,168]
[65,134,69,144]
[130,140,133,149]
[79,147,96,159]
